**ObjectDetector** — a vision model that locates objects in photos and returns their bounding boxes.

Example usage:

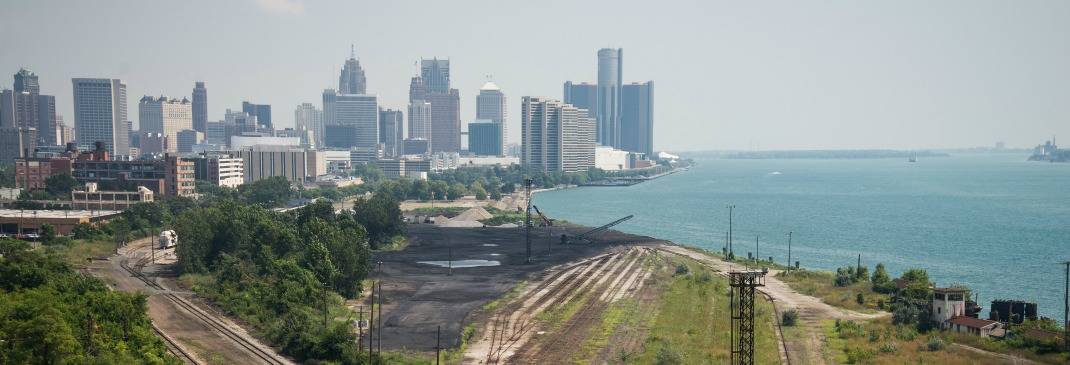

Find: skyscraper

[2,69,58,146]
[428,89,460,153]
[469,120,503,156]
[139,95,193,153]
[334,94,378,149]
[420,58,450,93]
[73,78,129,154]
[408,101,431,140]
[242,101,272,129]
[597,48,622,148]
[521,97,595,173]
[322,89,337,125]
[621,81,654,157]
[476,81,507,153]
[339,46,367,95]
[379,108,403,157]
[192,81,207,133]
[563,81,597,119]
[13,68,39,94]
[294,103,324,148]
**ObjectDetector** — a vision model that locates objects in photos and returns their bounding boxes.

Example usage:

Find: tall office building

[13,68,39,94]
[241,101,271,129]
[420,58,450,93]
[521,97,595,173]
[408,101,431,140]
[73,78,129,155]
[469,120,503,156]
[563,81,597,119]
[139,95,192,153]
[428,90,460,153]
[192,82,207,133]
[476,81,507,152]
[333,94,378,148]
[621,81,654,156]
[322,89,337,125]
[597,48,622,148]
[2,69,58,146]
[294,103,324,148]
[339,46,367,95]
[379,108,403,157]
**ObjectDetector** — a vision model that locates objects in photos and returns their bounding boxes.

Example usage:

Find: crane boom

[532,205,552,226]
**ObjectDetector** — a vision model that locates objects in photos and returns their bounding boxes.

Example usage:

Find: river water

[534,153,1070,319]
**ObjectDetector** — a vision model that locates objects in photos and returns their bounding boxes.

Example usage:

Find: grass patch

[482,281,527,312]
[479,207,526,227]
[406,206,468,215]
[45,238,117,267]
[776,269,889,313]
[633,257,781,364]
[823,317,1021,364]
[375,235,409,252]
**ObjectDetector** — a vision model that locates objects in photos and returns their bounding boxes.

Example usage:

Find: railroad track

[119,247,290,365]
[152,323,201,365]
[483,251,619,363]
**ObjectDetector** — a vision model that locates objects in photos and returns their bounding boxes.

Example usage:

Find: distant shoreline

[714,150,950,160]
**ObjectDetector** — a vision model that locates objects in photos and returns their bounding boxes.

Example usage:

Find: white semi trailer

[159,230,178,249]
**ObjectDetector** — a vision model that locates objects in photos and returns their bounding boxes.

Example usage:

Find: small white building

[595,146,630,171]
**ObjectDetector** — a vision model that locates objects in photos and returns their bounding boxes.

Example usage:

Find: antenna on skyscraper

[350,44,356,59]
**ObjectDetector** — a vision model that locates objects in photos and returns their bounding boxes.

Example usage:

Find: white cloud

[254,0,305,15]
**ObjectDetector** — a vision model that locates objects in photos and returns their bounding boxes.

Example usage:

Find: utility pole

[151,229,156,264]
[786,231,792,270]
[383,278,387,355]
[435,325,441,365]
[727,204,736,258]
[1063,261,1069,352]
[524,178,533,264]
[755,235,759,265]
[358,305,364,353]
[368,284,374,358]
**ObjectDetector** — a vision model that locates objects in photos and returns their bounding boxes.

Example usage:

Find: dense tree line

[173,199,398,363]
[0,239,178,364]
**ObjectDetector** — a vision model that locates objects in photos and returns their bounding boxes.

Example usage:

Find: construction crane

[561,215,634,244]
[531,205,552,227]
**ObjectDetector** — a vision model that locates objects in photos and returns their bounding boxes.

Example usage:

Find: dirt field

[370,222,643,353]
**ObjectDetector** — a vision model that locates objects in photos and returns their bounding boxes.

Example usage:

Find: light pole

[1063,261,1069,352]
[787,231,793,270]
[524,178,533,264]
[727,204,736,259]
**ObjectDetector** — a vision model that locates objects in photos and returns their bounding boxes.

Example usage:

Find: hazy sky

[2,0,1068,151]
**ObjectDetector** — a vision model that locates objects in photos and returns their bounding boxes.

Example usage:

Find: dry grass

[776,269,889,313]
[632,256,782,364]
[824,317,1018,364]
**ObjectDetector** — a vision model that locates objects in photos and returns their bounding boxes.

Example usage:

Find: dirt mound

[453,206,494,221]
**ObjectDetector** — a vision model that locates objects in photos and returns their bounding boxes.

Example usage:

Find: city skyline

[2,1,1068,150]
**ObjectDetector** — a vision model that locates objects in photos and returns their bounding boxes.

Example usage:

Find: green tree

[238,176,294,207]
[0,163,15,188]
[471,182,487,200]
[44,173,78,199]
[898,268,931,301]
[871,263,894,293]
[351,194,404,249]
[447,183,466,200]
[39,224,56,243]
[430,180,448,200]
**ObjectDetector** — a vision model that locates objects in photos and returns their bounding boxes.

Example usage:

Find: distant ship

[908,152,917,163]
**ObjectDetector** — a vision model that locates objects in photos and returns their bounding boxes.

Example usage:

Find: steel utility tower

[524,178,534,264]
[730,270,766,365]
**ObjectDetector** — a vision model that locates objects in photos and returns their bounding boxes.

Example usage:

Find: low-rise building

[14,156,73,190]
[228,146,318,184]
[189,154,245,188]
[73,154,195,197]
[0,209,121,236]
[72,183,153,211]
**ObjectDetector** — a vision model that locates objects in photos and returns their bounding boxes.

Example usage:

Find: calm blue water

[535,154,1070,318]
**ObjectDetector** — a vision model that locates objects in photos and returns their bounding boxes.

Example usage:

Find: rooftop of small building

[946,316,1000,329]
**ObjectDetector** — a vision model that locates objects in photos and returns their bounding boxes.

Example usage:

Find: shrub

[674,264,689,275]
[868,329,881,342]
[896,327,918,341]
[892,304,920,325]
[655,345,683,365]
[782,309,799,326]
[879,342,898,353]
[694,271,713,283]
[926,336,946,351]
[845,347,875,364]
[856,292,865,305]
[837,320,866,339]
